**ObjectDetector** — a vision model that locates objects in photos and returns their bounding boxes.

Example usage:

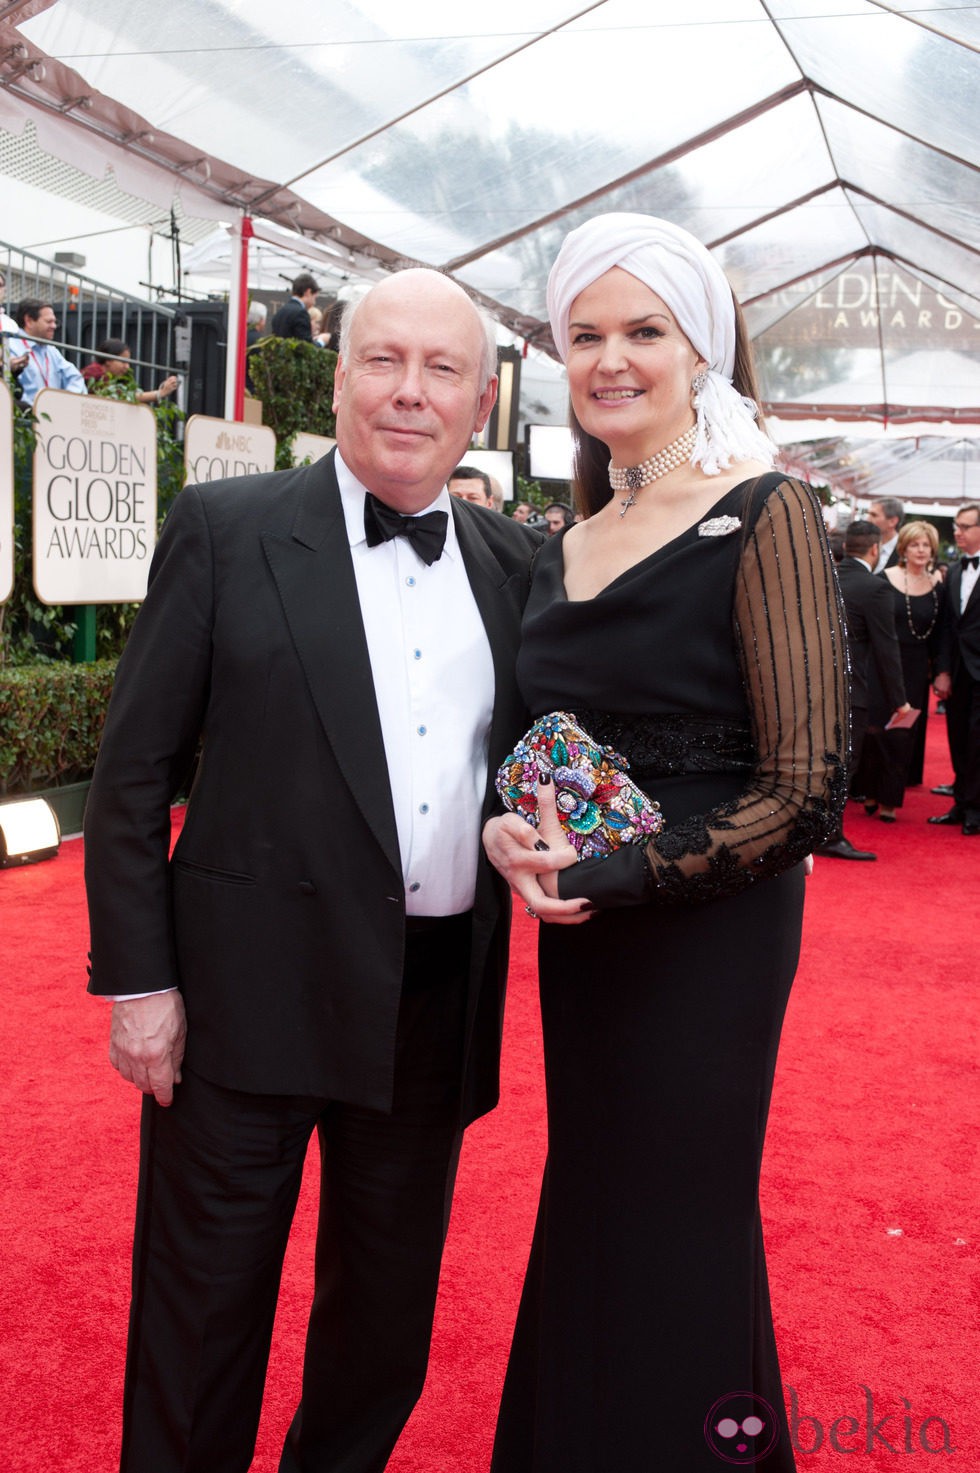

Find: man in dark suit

[868,496,904,572]
[84,268,565,1473]
[270,271,318,340]
[819,519,909,860]
[930,503,980,836]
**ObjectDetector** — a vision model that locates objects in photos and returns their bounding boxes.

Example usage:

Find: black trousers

[821,704,868,846]
[946,667,980,819]
[120,915,471,1473]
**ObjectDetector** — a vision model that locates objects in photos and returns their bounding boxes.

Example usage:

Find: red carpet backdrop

[2,710,977,1470]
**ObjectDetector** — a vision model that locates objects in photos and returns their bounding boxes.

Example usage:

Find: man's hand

[109,992,187,1107]
[483,778,592,925]
[934,673,952,700]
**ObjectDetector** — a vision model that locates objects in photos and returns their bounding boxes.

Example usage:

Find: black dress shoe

[931,782,954,797]
[963,821,980,837]
[928,808,963,826]
[818,837,877,861]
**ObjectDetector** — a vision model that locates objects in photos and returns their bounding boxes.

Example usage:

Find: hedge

[247,337,337,467]
[0,660,117,795]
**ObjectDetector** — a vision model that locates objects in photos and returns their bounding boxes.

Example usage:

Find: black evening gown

[491,476,848,1473]
[862,582,944,802]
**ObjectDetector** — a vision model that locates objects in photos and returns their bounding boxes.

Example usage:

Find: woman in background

[860,520,944,817]
[82,337,177,405]
[483,214,848,1471]
[308,305,332,346]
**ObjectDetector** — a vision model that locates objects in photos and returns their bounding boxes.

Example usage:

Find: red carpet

[2,706,977,1470]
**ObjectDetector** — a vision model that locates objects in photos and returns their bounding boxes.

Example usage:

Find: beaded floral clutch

[495,711,664,860]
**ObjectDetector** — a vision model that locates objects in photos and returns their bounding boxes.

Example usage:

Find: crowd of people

[819,495,979,856]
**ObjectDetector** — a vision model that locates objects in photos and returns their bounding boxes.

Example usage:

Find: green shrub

[0,660,117,794]
[247,337,337,469]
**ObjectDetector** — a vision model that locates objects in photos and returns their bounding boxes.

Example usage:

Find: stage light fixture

[0,797,61,867]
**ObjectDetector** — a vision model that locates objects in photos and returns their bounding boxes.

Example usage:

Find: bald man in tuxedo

[84,268,562,1473]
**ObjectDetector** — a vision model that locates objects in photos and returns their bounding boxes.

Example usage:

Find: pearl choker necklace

[609,424,698,517]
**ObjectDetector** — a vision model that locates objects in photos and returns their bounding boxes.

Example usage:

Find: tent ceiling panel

[768,0,979,165]
[4,0,978,459]
[713,189,872,299]
[20,0,600,187]
[844,201,980,320]
[741,262,857,338]
[872,0,980,51]
[816,96,980,250]
[885,263,980,324]
[290,1,801,269]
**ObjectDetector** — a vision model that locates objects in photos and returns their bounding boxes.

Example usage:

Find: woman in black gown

[483,214,848,1472]
[860,520,944,816]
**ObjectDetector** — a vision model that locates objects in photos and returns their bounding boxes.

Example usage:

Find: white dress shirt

[336,453,495,916]
[875,534,898,573]
[960,556,980,613]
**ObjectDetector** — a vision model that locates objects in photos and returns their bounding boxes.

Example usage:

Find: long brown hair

[570,288,766,519]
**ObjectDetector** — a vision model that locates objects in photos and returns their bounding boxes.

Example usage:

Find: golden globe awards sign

[183,414,276,484]
[32,389,157,606]
[0,380,13,603]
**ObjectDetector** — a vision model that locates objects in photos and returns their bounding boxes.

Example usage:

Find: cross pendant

[619,491,636,518]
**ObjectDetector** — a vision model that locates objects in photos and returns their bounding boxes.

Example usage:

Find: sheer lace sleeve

[559,476,850,909]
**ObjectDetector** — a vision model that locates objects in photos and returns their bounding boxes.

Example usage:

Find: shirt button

[419,803,429,814]
[413,649,422,660]
[417,725,427,736]
[409,881,421,893]
[405,576,416,588]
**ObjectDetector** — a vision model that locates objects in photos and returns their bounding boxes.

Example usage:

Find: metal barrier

[0,238,187,394]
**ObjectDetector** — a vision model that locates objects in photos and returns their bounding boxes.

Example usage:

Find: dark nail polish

[534,839,550,852]
[579,902,598,912]
[539,771,552,786]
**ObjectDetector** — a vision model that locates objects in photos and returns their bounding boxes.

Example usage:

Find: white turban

[546,212,775,475]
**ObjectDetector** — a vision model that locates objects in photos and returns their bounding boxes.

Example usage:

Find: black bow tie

[363,494,448,566]
[962,555,979,571]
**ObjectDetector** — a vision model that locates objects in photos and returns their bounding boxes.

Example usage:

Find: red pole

[233,215,254,422]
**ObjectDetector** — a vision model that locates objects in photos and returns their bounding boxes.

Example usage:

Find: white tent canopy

[2,0,977,496]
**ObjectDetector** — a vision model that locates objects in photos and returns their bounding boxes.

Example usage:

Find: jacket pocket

[172,858,256,885]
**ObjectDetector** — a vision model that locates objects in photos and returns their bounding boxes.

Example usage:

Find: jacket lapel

[260,452,401,876]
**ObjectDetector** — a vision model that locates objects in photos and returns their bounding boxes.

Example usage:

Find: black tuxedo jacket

[85,452,539,1126]
[939,561,980,682]
[835,556,906,712]
[270,296,313,341]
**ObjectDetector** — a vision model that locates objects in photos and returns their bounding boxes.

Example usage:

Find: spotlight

[0,798,61,867]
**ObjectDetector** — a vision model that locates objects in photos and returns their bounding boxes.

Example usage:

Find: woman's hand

[483,776,592,925]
